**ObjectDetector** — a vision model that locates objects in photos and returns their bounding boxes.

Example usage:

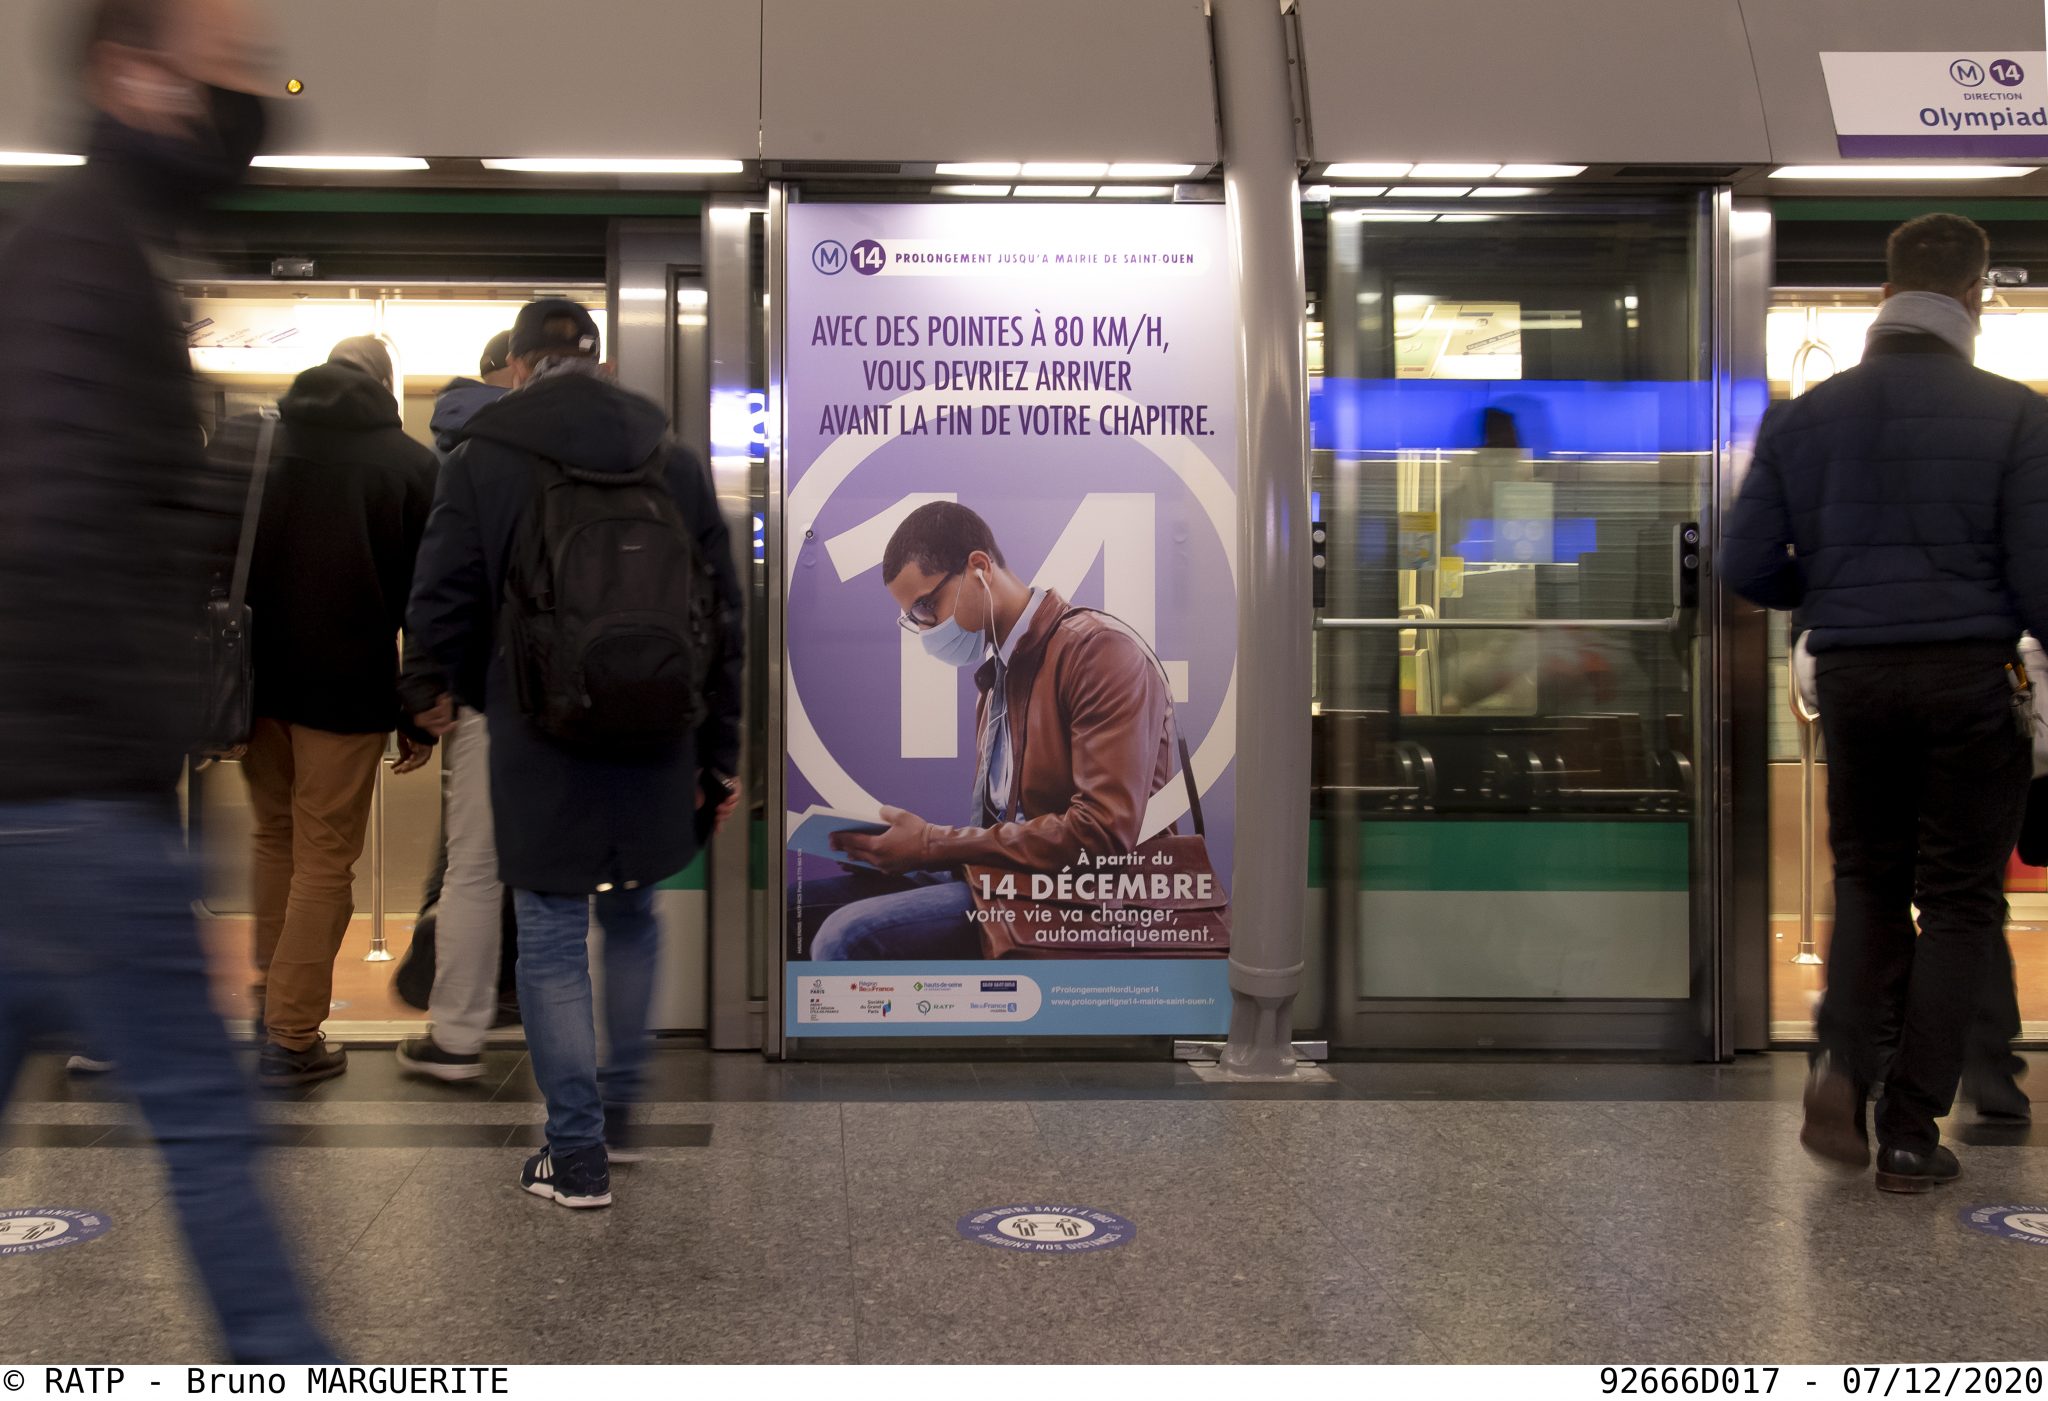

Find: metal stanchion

[364,743,393,962]
[1793,670,1824,965]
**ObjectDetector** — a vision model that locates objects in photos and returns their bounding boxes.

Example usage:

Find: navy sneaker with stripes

[520,1145,611,1209]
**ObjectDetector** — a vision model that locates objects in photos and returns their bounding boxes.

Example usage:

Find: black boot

[1801,1051,1871,1168]
[1875,1143,1961,1194]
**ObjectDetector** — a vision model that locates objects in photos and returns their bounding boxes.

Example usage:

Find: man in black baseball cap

[508,296,602,361]
[407,297,741,1209]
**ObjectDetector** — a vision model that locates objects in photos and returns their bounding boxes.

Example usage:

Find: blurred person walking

[0,0,334,1361]
[236,336,437,1087]
[1725,214,2048,1192]
[409,299,741,1207]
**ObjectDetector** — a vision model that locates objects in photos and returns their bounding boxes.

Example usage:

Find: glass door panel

[1309,197,1716,1051]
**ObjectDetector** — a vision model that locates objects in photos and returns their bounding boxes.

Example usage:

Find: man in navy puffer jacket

[1724,213,2048,1192]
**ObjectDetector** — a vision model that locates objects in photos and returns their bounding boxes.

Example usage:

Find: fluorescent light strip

[935,162,1020,177]
[251,155,429,171]
[0,151,84,167]
[1327,186,1388,199]
[935,184,1012,197]
[1095,185,1173,198]
[1333,211,1436,223]
[1021,162,1109,179]
[1385,186,1471,198]
[1106,163,1197,178]
[1770,164,2035,180]
[1468,186,1542,198]
[1435,214,1500,223]
[1411,162,1500,179]
[482,158,745,174]
[1325,162,1412,178]
[1497,164,1586,178]
[1012,185,1097,198]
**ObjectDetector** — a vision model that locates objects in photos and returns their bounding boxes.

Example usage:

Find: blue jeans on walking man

[514,885,660,1154]
[0,799,334,1363]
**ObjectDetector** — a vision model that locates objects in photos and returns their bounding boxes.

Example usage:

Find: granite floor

[2,1049,2045,1364]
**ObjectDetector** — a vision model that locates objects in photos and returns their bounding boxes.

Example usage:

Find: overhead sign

[780,202,1239,1039]
[1821,51,2048,157]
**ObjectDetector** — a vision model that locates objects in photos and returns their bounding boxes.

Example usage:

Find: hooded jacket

[429,378,507,456]
[406,370,743,894]
[1723,329,2048,650]
[0,115,246,801]
[235,361,436,734]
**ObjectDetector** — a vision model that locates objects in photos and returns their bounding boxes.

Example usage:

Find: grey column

[1212,0,1311,1076]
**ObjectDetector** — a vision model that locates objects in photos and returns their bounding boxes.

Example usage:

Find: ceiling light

[1327,186,1388,198]
[1106,163,1197,178]
[1435,214,1500,223]
[1021,162,1110,178]
[251,155,430,171]
[1302,184,1332,203]
[1468,186,1541,198]
[1338,212,1437,223]
[936,162,1020,177]
[1497,164,1586,178]
[1012,185,1096,198]
[1386,186,1472,198]
[482,158,745,174]
[935,184,1011,197]
[1324,162,1412,178]
[1769,164,2035,180]
[0,151,84,167]
[1410,162,1500,179]
[1095,185,1173,198]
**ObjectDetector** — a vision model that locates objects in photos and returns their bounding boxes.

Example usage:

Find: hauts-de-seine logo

[812,240,849,275]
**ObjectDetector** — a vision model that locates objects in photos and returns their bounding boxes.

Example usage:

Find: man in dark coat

[236,335,437,1087]
[408,299,742,1208]
[1724,213,2048,1193]
[0,0,332,1362]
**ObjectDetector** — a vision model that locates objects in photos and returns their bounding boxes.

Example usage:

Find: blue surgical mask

[919,572,991,668]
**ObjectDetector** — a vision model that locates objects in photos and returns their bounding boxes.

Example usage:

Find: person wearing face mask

[227,335,438,1086]
[801,501,1173,961]
[1725,213,2048,1194]
[0,0,337,1364]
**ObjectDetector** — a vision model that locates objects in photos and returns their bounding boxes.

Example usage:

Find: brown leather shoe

[1800,1052,1870,1168]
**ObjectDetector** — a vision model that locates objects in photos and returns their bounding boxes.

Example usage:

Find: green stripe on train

[1359,820,1688,892]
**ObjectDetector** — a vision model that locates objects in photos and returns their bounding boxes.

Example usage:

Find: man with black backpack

[408,299,741,1209]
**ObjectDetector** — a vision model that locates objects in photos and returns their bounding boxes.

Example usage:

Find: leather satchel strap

[226,407,280,615]
[1058,606,1205,838]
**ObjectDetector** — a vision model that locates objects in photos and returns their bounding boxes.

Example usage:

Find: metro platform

[3,1049,2044,1364]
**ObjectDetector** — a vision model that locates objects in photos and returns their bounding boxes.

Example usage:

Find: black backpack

[499,448,715,751]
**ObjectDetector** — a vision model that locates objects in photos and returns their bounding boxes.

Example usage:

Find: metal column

[1212,0,1313,1078]
[706,197,766,1049]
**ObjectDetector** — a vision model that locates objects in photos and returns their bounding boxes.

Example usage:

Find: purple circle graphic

[0,1207,112,1256]
[1991,58,2026,88]
[850,239,886,276]
[958,1204,1136,1254]
[1960,1204,2048,1247]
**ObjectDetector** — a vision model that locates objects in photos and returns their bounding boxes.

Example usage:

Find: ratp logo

[812,240,849,275]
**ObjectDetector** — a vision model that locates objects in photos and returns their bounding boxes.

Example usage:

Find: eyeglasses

[897,571,959,634]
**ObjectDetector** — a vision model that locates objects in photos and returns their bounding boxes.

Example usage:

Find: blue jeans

[0,799,334,1363]
[514,886,660,1155]
[808,875,979,961]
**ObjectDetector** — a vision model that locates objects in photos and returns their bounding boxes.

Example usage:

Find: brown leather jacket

[919,591,1173,874]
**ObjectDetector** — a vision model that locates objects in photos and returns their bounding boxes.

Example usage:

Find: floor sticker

[957,1205,1136,1254]
[1960,1205,2048,1247]
[0,1208,111,1257]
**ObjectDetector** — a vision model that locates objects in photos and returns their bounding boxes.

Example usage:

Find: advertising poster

[782,202,1238,1038]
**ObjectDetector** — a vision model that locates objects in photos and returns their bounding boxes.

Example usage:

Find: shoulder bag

[197,407,279,757]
